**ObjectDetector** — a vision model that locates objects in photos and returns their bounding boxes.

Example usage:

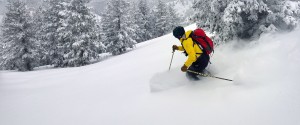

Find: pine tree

[166,4,180,32]
[153,0,169,37]
[193,0,230,43]
[39,0,69,67]
[94,14,106,54]
[193,0,300,44]
[0,36,4,70]
[266,0,300,31]
[101,0,136,55]
[136,0,152,42]
[148,9,158,39]
[37,0,105,67]
[129,2,143,43]
[32,5,49,66]
[60,0,104,67]
[0,0,38,71]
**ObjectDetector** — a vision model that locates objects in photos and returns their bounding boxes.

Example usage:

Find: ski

[187,70,233,82]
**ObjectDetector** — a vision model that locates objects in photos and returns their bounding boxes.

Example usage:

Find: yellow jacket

[178,30,203,67]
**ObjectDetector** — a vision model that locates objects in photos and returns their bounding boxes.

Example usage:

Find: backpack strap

[180,40,188,56]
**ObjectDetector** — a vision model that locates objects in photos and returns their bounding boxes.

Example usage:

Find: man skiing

[172,26,211,80]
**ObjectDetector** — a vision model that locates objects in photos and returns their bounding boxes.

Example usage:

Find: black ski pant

[186,53,209,80]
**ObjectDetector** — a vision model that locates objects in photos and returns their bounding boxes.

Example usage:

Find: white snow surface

[1,24,300,125]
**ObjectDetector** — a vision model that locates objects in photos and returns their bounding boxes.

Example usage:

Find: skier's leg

[194,54,209,73]
[186,54,209,80]
[186,64,200,81]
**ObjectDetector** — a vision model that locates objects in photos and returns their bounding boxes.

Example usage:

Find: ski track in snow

[1,24,300,125]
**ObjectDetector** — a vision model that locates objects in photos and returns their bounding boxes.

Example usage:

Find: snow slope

[1,24,300,125]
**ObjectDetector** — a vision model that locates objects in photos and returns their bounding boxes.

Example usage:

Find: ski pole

[168,51,175,71]
[187,70,233,82]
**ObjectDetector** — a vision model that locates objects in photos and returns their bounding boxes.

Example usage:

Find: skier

[172,26,210,80]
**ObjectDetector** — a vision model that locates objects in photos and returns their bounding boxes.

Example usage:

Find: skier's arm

[183,38,197,67]
[177,46,184,51]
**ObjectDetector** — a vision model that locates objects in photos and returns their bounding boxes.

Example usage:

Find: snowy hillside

[1,24,300,125]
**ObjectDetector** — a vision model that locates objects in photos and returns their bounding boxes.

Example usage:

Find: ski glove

[172,45,178,52]
[181,65,188,72]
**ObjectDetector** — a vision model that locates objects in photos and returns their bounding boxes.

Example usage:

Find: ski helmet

[173,26,185,39]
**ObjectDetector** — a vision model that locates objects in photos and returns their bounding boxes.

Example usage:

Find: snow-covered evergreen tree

[148,9,158,39]
[101,0,136,55]
[129,2,144,43]
[166,4,180,32]
[94,14,106,54]
[266,0,300,31]
[32,5,48,66]
[0,0,38,71]
[152,0,180,37]
[0,34,3,70]
[60,0,104,67]
[169,0,195,26]
[153,0,169,37]
[193,0,300,44]
[136,0,152,42]
[39,0,69,67]
[38,0,103,67]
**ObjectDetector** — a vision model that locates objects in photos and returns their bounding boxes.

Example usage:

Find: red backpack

[189,28,214,55]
